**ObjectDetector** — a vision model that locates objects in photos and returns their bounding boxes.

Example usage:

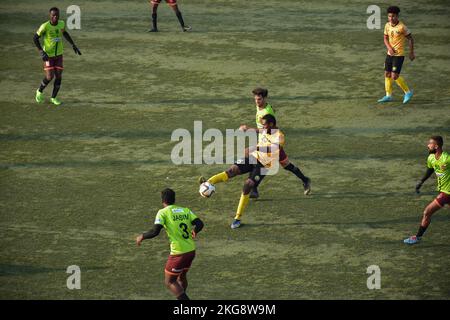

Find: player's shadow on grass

[0,264,108,276]
[0,159,170,170]
[245,215,450,228]
[254,191,436,201]
[76,95,449,106]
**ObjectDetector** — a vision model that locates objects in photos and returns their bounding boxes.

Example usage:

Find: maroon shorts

[279,147,289,166]
[44,55,63,71]
[435,192,450,207]
[165,250,195,275]
[151,0,177,6]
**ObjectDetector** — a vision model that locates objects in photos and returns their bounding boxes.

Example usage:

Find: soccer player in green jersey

[240,88,311,199]
[33,7,82,106]
[404,136,450,244]
[136,188,204,300]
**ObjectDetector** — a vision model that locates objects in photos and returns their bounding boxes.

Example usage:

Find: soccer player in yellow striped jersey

[240,88,311,199]
[378,6,415,104]
[404,136,450,245]
[136,188,204,300]
[202,114,289,229]
[33,7,82,106]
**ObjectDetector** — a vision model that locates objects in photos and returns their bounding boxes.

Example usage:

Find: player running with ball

[200,114,286,229]
[243,88,311,199]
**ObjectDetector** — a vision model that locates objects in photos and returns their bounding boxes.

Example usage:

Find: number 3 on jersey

[179,223,189,239]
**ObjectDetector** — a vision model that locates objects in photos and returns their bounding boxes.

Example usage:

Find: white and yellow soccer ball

[199,182,215,198]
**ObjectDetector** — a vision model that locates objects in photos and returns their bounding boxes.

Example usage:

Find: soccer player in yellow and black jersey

[242,88,311,199]
[33,7,81,106]
[200,114,285,229]
[378,6,415,104]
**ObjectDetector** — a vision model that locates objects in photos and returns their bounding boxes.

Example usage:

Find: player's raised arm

[62,29,82,55]
[136,224,163,246]
[415,167,434,194]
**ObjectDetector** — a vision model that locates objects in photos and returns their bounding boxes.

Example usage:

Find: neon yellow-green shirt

[36,20,65,57]
[427,151,450,195]
[256,104,275,129]
[154,205,198,255]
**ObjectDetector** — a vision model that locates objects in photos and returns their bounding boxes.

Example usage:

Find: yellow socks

[208,171,229,184]
[385,77,393,96]
[395,76,410,93]
[234,193,250,220]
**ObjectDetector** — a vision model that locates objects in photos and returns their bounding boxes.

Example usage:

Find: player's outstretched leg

[404,199,441,245]
[283,162,311,195]
[202,164,242,186]
[204,171,228,185]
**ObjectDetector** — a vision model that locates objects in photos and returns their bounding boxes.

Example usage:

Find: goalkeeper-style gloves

[40,51,49,61]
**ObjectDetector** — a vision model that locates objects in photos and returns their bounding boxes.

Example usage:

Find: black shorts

[384,55,404,74]
[234,156,265,183]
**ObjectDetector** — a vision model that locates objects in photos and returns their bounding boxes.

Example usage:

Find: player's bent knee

[226,166,240,178]
[165,275,178,286]
[243,179,255,194]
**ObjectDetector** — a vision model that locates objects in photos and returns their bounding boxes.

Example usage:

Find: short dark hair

[430,136,444,148]
[49,7,59,13]
[262,114,276,127]
[252,87,268,98]
[161,188,175,205]
[387,6,400,15]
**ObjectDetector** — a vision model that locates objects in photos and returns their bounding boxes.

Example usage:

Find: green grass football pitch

[0,0,449,299]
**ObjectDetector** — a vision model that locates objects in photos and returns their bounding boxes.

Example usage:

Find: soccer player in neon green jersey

[33,7,82,106]
[241,88,311,199]
[404,136,450,244]
[136,188,204,300]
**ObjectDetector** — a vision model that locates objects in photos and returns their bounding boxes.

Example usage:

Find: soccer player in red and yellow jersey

[147,0,191,32]
[33,7,81,106]
[200,114,285,229]
[136,188,204,300]
[378,6,415,104]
